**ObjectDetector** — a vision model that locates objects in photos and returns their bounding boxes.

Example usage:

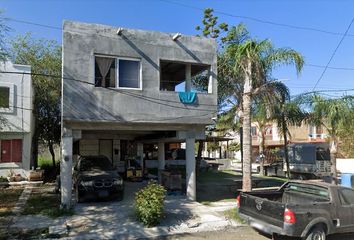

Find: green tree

[273,98,307,178]
[252,100,270,176]
[11,34,61,167]
[196,8,304,190]
[0,11,10,129]
[306,95,354,183]
[224,39,304,191]
[337,113,354,158]
[0,11,9,61]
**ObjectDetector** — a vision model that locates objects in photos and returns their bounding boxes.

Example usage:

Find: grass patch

[38,156,53,168]
[23,189,74,218]
[0,188,22,217]
[198,170,241,184]
[198,171,241,182]
[0,177,8,183]
[256,174,287,182]
[224,208,245,224]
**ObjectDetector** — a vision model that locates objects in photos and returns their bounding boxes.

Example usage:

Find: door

[1,140,12,162]
[99,140,113,163]
[12,139,22,162]
[336,188,354,233]
[0,139,22,163]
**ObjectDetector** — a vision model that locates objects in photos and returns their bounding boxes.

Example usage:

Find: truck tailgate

[239,192,285,228]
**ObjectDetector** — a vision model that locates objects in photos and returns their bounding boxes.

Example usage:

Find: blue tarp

[178,92,196,104]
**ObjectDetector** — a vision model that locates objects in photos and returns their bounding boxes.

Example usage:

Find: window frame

[94,55,142,90]
[339,188,354,205]
[0,83,14,113]
[94,54,117,88]
[116,57,142,91]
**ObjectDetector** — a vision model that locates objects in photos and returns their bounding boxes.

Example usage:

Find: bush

[134,181,166,227]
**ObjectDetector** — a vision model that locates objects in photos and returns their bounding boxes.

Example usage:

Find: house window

[316,125,323,138]
[265,125,273,135]
[95,56,116,88]
[160,60,212,93]
[118,59,141,89]
[95,56,141,89]
[251,127,257,136]
[0,87,10,108]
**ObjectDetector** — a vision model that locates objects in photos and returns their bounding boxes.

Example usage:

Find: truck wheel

[305,226,326,240]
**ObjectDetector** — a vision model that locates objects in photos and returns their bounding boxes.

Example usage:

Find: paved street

[160,226,269,240]
[160,226,354,240]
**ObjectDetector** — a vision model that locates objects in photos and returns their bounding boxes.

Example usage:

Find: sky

[1,0,354,98]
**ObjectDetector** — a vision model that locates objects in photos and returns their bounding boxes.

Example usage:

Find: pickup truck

[238,181,354,240]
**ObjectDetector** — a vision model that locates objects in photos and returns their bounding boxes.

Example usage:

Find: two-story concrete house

[61,21,217,207]
[0,62,33,177]
[251,121,328,162]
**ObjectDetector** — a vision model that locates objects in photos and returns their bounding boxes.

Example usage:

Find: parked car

[73,155,124,202]
[237,181,354,240]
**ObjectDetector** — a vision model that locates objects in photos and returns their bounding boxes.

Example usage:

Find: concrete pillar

[158,142,165,182]
[61,128,73,209]
[137,142,144,168]
[186,136,196,201]
[185,63,191,92]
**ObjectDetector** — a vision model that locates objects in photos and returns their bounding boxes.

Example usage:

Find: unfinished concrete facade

[61,21,217,207]
[0,62,33,178]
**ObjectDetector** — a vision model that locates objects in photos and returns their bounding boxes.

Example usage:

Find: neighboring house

[0,62,33,178]
[61,21,217,206]
[251,121,328,162]
[202,131,240,160]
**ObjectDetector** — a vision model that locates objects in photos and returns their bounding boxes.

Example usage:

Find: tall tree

[225,39,304,191]
[273,99,307,178]
[11,34,61,167]
[306,95,354,184]
[252,101,270,176]
[0,11,10,129]
[196,8,304,190]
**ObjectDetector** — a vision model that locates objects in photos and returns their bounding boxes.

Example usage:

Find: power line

[7,17,354,72]
[0,70,218,111]
[8,18,62,30]
[291,89,354,99]
[2,70,354,96]
[2,70,353,108]
[305,64,354,71]
[159,0,354,37]
[312,18,354,91]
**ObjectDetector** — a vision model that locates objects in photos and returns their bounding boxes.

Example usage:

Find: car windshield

[79,156,114,171]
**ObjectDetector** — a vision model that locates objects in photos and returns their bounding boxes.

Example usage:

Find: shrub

[134,181,166,227]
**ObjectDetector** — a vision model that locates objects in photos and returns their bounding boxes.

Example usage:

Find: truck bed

[239,182,332,237]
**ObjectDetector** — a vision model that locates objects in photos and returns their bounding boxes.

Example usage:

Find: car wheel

[305,226,326,240]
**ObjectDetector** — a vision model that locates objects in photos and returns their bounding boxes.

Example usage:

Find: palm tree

[252,100,269,176]
[223,39,304,191]
[305,95,354,184]
[273,99,307,178]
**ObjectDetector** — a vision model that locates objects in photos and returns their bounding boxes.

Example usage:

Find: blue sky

[1,0,354,97]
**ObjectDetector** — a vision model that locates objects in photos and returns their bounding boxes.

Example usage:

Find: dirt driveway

[67,181,238,239]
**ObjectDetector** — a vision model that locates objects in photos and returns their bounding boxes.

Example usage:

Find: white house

[0,61,33,178]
